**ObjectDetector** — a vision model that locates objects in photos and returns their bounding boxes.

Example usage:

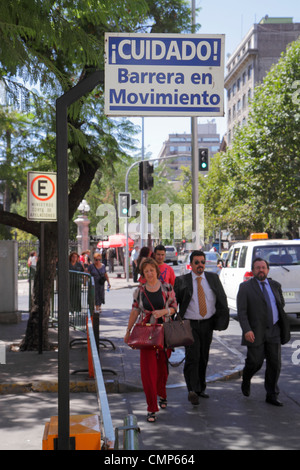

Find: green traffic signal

[198,148,209,172]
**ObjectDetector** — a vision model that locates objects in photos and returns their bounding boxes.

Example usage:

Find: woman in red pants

[124,258,177,423]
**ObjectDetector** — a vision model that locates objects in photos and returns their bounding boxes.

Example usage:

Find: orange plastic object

[42,415,101,450]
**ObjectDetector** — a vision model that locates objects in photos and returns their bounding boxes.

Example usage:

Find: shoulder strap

[142,287,155,311]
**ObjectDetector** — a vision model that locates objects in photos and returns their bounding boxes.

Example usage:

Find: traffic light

[139,161,154,190]
[118,192,131,218]
[199,148,209,172]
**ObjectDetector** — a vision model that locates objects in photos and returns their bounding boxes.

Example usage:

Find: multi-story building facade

[225,17,300,145]
[158,121,220,186]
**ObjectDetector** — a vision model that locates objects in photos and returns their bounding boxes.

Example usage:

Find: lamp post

[74,199,90,255]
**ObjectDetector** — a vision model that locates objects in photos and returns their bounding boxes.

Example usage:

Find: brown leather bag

[163,314,194,349]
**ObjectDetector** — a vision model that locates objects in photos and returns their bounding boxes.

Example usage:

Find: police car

[219,233,300,317]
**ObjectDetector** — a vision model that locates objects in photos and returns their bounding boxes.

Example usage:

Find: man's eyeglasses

[194,260,206,265]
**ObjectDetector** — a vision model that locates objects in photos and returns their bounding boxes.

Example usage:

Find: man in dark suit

[237,257,290,406]
[174,250,229,405]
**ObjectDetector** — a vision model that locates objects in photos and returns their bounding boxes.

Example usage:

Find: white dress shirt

[184,272,217,320]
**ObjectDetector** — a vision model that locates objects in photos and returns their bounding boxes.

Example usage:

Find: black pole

[38,222,45,355]
[56,71,104,450]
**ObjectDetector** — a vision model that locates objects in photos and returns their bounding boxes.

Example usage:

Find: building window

[248,65,252,80]
[242,71,247,85]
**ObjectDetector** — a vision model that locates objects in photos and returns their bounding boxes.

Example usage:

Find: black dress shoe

[188,391,199,405]
[198,391,209,398]
[241,380,250,397]
[266,396,283,406]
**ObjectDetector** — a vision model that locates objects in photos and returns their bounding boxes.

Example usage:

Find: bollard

[86,316,94,378]
[123,415,140,450]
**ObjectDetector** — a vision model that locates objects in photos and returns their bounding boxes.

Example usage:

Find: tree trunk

[20,223,57,351]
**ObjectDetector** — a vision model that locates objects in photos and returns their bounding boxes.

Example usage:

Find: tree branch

[0,210,41,237]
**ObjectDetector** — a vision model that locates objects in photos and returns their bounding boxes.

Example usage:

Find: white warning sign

[27,171,57,221]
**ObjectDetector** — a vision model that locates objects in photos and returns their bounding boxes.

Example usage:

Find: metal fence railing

[86,310,140,450]
[50,271,94,331]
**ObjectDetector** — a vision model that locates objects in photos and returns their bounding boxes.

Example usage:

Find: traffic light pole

[191,0,200,251]
[124,154,191,282]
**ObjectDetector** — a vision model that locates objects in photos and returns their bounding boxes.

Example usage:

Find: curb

[0,366,243,395]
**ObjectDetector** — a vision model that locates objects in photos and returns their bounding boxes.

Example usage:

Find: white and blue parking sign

[104,33,225,117]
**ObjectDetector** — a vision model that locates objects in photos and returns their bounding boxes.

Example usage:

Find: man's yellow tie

[197,277,207,317]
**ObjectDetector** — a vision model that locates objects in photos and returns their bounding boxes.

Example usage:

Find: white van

[219,234,300,317]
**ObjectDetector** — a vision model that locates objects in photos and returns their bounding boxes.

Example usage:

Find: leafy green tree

[200,39,300,240]
[0,0,196,349]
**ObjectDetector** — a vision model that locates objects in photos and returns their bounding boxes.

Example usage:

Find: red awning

[97,234,134,249]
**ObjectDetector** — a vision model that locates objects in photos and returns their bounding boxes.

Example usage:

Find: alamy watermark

[96,203,204,246]
[291,340,300,365]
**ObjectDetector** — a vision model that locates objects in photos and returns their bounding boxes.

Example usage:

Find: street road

[105,280,300,450]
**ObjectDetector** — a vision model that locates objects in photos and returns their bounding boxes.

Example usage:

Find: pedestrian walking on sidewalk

[154,244,176,286]
[136,246,152,284]
[130,245,139,283]
[174,250,229,406]
[69,251,84,313]
[124,258,177,423]
[237,257,290,406]
[88,253,111,313]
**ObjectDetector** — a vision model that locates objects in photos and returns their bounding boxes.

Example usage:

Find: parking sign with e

[27,172,57,221]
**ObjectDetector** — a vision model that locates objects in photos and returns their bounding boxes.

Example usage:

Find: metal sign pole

[56,70,104,450]
[38,222,44,355]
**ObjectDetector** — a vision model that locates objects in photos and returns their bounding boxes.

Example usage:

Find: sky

[128,0,300,159]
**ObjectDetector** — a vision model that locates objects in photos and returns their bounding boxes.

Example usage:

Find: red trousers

[140,348,171,412]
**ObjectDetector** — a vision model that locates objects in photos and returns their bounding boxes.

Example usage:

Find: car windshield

[204,252,219,262]
[253,245,300,266]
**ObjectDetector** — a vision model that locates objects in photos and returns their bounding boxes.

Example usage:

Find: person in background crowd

[131,245,139,283]
[153,244,176,286]
[88,252,111,313]
[108,247,115,273]
[80,250,91,270]
[27,251,38,280]
[69,251,84,314]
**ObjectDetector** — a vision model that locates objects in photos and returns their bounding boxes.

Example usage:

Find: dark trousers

[184,317,214,393]
[132,262,138,282]
[243,340,281,397]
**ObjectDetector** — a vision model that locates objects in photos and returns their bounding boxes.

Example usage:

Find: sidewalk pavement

[0,272,244,395]
[2,275,300,451]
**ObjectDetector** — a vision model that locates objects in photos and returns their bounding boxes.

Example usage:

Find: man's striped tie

[197,277,207,317]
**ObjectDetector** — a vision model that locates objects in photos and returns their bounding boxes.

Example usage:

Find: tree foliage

[0,0,195,349]
[199,39,300,239]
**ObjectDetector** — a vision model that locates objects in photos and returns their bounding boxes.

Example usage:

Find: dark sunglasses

[194,260,206,265]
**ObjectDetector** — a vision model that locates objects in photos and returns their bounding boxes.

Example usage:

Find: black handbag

[164,313,194,349]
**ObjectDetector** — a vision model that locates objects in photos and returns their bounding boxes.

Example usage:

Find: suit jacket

[174,271,229,331]
[237,277,290,346]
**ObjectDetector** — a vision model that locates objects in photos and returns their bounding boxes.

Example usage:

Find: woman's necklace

[145,280,160,291]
